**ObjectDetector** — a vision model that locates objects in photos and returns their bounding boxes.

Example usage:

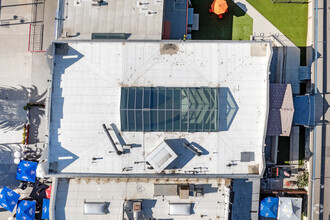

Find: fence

[28,0,45,52]
[28,23,45,52]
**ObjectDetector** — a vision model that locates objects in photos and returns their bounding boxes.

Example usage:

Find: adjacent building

[41,0,276,219]
[46,41,271,177]
[44,40,272,219]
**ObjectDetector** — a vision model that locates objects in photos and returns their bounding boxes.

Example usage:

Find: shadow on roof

[54,178,70,220]
[219,87,239,131]
[231,179,253,220]
[164,139,198,170]
[49,43,83,173]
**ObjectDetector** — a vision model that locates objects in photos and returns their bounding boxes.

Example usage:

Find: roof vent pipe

[102,124,122,155]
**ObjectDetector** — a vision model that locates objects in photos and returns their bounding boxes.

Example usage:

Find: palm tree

[0,85,46,131]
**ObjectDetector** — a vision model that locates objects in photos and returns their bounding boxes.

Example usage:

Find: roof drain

[183,142,201,156]
[102,124,122,155]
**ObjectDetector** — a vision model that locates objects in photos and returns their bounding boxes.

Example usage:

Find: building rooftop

[267,84,294,136]
[56,0,164,40]
[53,178,231,219]
[48,41,271,177]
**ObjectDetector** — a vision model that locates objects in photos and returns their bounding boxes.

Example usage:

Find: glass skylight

[120,87,219,132]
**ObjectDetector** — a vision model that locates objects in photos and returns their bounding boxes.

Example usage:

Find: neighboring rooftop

[231,178,260,219]
[48,41,271,176]
[56,0,164,40]
[53,178,231,219]
[267,84,294,137]
[163,0,187,39]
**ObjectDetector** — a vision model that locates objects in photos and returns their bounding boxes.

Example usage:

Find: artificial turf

[191,0,253,40]
[246,0,308,47]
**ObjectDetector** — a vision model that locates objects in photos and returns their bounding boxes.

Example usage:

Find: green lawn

[246,0,308,47]
[191,0,252,40]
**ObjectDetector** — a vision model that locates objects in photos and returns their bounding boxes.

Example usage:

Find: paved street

[309,0,330,219]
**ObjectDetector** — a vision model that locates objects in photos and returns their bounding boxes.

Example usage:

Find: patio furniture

[210,0,228,17]
[192,14,199,31]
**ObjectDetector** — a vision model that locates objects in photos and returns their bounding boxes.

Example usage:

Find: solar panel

[120,87,219,132]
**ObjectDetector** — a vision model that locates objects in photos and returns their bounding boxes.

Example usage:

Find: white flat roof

[49,41,271,176]
[54,178,230,220]
[58,0,164,40]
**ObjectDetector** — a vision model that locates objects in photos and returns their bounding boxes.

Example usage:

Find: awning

[16,160,38,183]
[293,95,315,126]
[42,199,50,219]
[16,200,36,220]
[45,186,52,199]
[259,197,279,218]
[277,197,302,220]
[0,186,20,212]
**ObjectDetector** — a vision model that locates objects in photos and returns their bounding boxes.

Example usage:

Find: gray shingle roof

[267,84,294,136]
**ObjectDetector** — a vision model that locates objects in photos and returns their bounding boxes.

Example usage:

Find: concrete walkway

[233,0,301,95]
[234,0,286,40]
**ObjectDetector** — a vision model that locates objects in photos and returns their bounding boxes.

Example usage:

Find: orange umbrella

[211,0,228,15]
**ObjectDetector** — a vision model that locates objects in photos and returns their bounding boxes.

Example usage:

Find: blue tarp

[42,199,50,219]
[259,197,279,218]
[293,95,315,126]
[16,200,36,220]
[16,160,38,183]
[0,186,20,212]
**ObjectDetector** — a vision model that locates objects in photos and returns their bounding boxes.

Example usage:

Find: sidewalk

[0,0,55,218]
[27,0,56,146]
[0,2,34,200]
[308,0,330,216]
